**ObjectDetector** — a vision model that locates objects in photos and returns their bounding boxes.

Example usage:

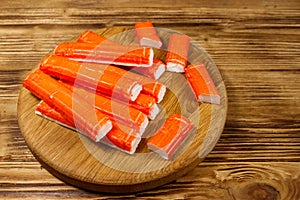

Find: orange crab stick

[147,114,194,160]
[92,58,166,103]
[107,66,166,103]
[42,54,165,103]
[77,30,112,45]
[35,101,141,154]
[134,21,162,49]
[185,63,220,104]
[40,54,142,101]
[77,30,165,80]
[97,62,166,103]
[127,58,166,80]
[23,70,112,142]
[165,34,190,73]
[135,75,166,103]
[61,79,159,121]
[36,100,74,128]
[59,80,148,134]
[54,42,154,68]
[105,124,141,154]
[131,93,160,120]
[105,64,166,103]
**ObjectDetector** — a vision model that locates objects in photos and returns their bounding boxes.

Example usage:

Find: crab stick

[135,21,162,49]
[54,42,154,68]
[96,61,165,103]
[77,30,165,80]
[137,77,166,103]
[131,93,160,120]
[165,34,190,73]
[106,67,166,103]
[23,70,112,142]
[35,101,141,154]
[128,58,166,80]
[77,30,124,46]
[41,54,165,103]
[77,30,113,45]
[109,68,166,104]
[185,63,220,104]
[36,100,74,128]
[61,79,159,121]
[147,114,194,160]
[40,54,142,101]
[59,80,148,134]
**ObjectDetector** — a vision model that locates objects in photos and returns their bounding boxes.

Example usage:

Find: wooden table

[1,0,299,199]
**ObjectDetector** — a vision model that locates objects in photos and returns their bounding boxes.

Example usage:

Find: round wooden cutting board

[17,27,227,193]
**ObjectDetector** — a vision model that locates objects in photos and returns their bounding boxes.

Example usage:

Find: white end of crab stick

[140,37,162,49]
[154,61,166,80]
[157,84,166,103]
[166,62,185,73]
[130,83,143,101]
[94,120,113,142]
[139,117,149,136]
[147,144,169,160]
[148,104,160,120]
[129,136,142,154]
[147,48,154,67]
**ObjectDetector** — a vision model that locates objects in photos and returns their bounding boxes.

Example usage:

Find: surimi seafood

[41,54,165,103]
[102,62,166,103]
[127,58,166,80]
[134,21,162,49]
[100,62,166,103]
[77,30,112,45]
[40,54,160,119]
[147,114,193,160]
[95,61,165,103]
[61,79,159,121]
[165,34,190,73]
[36,100,74,128]
[59,80,148,134]
[23,70,112,142]
[54,42,154,68]
[22,26,222,157]
[185,63,220,104]
[40,54,142,101]
[115,70,166,104]
[35,101,141,154]
[131,93,160,120]
[136,76,166,103]
[76,30,165,80]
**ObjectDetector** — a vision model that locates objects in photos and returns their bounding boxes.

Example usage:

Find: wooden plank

[1,118,300,163]
[1,0,300,9]
[0,0,299,198]
[0,162,299,199]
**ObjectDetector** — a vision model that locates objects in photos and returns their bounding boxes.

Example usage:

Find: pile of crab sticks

[23,21,220,159]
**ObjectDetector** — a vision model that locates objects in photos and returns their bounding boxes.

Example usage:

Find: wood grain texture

[1,0,300,199]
